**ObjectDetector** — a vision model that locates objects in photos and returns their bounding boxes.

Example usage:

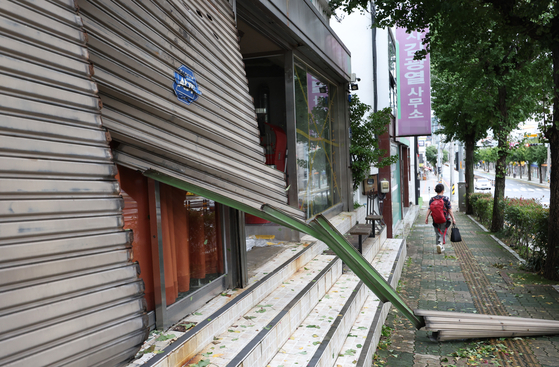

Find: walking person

[425,183,456,253]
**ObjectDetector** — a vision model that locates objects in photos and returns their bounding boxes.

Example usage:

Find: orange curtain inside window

[117,166,225,308]
[116,165,155,311]
[158,183,225,306]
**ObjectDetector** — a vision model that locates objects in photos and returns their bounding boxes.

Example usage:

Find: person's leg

[433,224,441,244]
[435,223,445,253]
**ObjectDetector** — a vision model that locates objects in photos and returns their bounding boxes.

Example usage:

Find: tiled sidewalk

[374,209,559,367]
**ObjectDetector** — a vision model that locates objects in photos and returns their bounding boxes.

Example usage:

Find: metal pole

[459,142,465,182]
[546,143,551,183]
[415,136,420,205]
[437,135,442,181]
[449,142,454,201]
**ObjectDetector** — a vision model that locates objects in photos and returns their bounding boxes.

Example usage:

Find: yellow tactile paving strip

[453,240,540,367]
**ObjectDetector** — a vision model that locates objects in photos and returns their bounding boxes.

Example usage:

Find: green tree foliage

[476,1,559,279]
[429,14,542,232]
[424,145,447,168]
[425,145,437,168]
[349,95,398,191]
[477,148,499,164]
[430,63,491,213]
[476,147,499,172]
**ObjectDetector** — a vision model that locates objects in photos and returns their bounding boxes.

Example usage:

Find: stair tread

[187,254,337,366]
[335,239,404,366]
[185,242,311,325]
[268,240,402,366]
[335,296,382,365]
[271,274,361,365]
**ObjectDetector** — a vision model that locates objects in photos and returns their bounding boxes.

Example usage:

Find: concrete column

[379,131,392,238]
[403,146,410,207]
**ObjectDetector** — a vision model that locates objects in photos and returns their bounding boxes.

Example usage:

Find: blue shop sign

[173,65,202,105]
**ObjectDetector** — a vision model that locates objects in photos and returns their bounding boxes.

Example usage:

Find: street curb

[489,234,526,264]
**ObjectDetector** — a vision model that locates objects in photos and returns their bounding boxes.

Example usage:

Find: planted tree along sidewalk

[470,193,550,273]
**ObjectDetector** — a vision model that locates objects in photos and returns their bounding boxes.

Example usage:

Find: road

[438,164,550,207]
[474,170,550,206]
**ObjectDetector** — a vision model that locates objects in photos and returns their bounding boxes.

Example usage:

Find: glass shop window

[156,184,224,306]
[116,165,225,310]
[294,63,341,217]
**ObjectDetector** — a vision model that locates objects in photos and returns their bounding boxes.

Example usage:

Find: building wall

[332,9,416,235]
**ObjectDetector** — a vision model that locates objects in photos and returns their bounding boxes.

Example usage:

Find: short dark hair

[435,183,444,193]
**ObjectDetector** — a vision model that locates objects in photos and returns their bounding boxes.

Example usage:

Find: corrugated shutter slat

[78,0,302,218]
[0,1,147,365]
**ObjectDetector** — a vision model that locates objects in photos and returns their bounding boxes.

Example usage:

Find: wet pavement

[373,177,559,367]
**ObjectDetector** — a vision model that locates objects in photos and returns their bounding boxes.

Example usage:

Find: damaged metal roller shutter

[77,0,303,219]
[0,1,148,366]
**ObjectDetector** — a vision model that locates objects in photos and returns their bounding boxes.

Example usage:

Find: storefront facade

[0,1,351,366]
[236,0,352,239]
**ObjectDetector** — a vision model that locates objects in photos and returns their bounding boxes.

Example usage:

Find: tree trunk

[545,126,559,279]
[519,164,522,179]
[465,135,475,215]
[528,162,531,181]
[491,136,507,232]
[491,86,508,232]
[540,164,543,184]
[544,42,559,280]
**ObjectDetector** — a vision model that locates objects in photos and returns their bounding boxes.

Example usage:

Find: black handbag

[450,224,462,242]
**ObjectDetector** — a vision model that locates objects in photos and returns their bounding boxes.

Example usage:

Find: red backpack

[430,197,447,224]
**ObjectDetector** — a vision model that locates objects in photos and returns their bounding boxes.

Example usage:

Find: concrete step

[334,239,406,366]
[267,238,405,367]
[182,229,388,367]
[128,208,375,367]
[184,233,387,367]
[188,254,341,366]
[132,240,328,367]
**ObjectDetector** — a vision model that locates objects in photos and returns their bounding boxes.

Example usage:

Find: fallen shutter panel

[77,0,302,219]
[0,1,148,366]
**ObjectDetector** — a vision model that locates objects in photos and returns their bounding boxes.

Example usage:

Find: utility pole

[457,141,466,212]
[449,141,454,201]
[458,142,465,182]
[437,136,442,181]
[546,143,551,183]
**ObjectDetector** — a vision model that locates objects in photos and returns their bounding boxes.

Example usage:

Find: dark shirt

[429,195,452,220]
